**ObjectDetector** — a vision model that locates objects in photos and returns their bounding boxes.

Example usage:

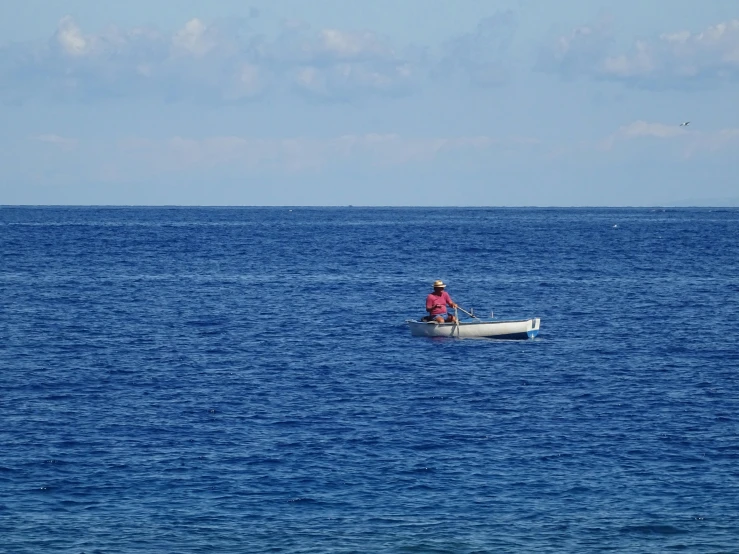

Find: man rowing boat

[424,280,458,323]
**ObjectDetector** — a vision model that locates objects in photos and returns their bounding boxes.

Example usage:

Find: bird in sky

[680,121,690,126]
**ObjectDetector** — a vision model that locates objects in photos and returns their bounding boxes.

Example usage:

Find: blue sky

[2,0,738,205]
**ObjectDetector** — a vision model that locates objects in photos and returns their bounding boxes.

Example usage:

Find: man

[424,280,458,323]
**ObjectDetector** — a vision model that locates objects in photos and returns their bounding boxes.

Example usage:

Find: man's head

[432,280,446,291]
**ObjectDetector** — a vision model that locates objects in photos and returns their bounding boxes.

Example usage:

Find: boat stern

[527,317,540,338]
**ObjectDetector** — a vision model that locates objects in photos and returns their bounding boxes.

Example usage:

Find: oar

[455,305,480,319]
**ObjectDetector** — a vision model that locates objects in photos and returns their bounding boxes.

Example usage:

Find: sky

[1,0,738,206]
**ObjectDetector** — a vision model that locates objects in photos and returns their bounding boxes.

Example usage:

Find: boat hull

[407,317,540,339]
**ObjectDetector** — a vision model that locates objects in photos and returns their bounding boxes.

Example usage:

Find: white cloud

[171,18,217,58]
[543,18,739,87]
[35,133,79,151]
[599,19,739,84]
[56,16,88,57]
[270,24,421,100]
[0,13,526,104]
[318,29,392,60]
[272,25,398,65]
[1,16,421,103]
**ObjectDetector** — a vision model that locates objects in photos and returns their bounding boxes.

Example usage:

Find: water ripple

[1,207,738,553]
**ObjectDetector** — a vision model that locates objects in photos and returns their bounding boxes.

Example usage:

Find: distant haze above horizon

[2,0,738,206]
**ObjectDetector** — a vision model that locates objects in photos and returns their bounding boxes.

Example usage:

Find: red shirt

[426,291,453,316]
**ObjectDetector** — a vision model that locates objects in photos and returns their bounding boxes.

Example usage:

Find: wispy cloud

[436,11,518,86]
[682,128,739,157]
[536,17,613,79]
[541,18,739,88]
[118,132,538,173]
[599,120,739,157]
[603,120,686,144]
[34,133,79,151]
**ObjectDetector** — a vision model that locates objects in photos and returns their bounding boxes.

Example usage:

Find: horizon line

[2,204,738,209]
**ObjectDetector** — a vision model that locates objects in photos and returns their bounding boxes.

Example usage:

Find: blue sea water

[2,206,739,553]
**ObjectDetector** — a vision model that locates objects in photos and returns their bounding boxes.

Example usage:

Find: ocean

[2,206,738,553]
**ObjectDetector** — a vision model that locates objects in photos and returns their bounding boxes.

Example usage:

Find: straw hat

[432,280,446,289]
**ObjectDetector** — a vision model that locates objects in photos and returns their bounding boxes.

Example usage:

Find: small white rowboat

[407,317,540,339]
